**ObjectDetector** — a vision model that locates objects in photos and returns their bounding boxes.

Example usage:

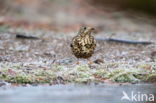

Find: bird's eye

[83,27,86,30]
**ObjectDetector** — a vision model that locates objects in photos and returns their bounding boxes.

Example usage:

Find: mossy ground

[0,61,155,84]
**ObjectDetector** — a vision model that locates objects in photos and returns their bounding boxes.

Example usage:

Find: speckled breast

[71,35,96,59]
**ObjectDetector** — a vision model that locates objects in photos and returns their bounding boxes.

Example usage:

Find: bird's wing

[73,36,82,47]
[91,36,96,48]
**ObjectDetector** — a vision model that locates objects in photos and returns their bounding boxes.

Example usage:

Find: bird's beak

[89,27,96,35]
[89,27,95,31]
[86,27,95,33]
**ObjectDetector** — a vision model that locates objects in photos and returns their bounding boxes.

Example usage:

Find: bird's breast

[71,34,96,59]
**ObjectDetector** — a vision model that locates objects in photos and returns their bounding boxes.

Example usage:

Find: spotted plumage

[70,27,96,59]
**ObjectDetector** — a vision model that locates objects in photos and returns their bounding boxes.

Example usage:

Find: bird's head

[78,26,95,36]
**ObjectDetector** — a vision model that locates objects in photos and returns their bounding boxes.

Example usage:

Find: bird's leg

[87,58,93,65]
[76,58,80,65]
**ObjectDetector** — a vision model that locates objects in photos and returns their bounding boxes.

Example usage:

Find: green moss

[72,65,95,83]
[108,69,140,82]
[14,75,31,83]
[0,66,56,84]
[153,64,156,71]
[145,73,156,82]
[76,65,90,71]
[94,69,109,78]
[0,62,156,84]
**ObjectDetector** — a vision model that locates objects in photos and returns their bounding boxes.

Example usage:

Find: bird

[70,26,96,63]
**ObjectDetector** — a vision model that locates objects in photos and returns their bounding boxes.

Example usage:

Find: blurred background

[91,0,156,14]
[0,0,156,33]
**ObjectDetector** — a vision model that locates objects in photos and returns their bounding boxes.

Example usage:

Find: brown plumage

[70,27,96,59]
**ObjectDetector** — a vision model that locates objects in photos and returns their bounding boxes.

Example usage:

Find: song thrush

[71,27,96,60]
